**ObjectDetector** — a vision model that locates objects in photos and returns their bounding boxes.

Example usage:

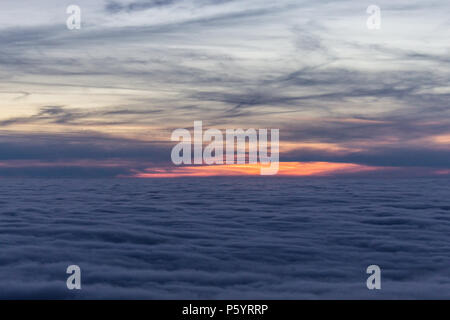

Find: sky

[0,0,449,178]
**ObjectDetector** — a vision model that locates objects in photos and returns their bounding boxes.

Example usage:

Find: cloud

[282,147,450,169]
[0,105,165,127]
[1,177,449,298]
[105,0,181,13]
[0,0,448,177]
[0,130,175,177]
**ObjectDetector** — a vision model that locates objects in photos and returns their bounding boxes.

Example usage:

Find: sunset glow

[130,162,380,178]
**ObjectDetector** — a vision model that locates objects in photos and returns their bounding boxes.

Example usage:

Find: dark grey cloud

[281,114,449,144]
[282,147,450,169]
[0,105,164,126]
[0,166,129,178]
[0,131,173,177]
[106,0,179,13]
[0,132,171,162]
[104,0,244,14]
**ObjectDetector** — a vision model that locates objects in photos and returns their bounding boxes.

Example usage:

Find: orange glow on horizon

[130,162,380,178]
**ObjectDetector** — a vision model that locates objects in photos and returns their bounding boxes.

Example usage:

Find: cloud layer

[1,177,449,298]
